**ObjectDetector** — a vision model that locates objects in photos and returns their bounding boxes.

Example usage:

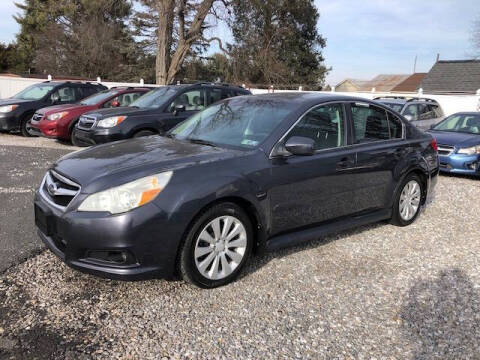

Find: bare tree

[137,0,230,84]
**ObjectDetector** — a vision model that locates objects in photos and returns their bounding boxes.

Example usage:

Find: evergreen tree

[228,0,328,88]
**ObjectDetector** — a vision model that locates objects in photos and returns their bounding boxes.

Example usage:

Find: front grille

[39,170,80,211]
[77,115,96,130]
[437,144,454,156]
[31,113,43,123]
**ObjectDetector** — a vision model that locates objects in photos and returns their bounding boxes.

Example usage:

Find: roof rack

[191,81,245,89]
[373,96,407,100]
[406,97,438,103]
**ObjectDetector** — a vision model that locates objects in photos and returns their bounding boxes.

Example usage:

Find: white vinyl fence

[0,75,478,116]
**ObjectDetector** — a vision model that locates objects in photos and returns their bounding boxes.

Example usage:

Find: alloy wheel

[194,215,247,280]
[399,180,421,221]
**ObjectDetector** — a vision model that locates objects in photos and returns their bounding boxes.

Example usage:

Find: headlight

[46,111,69,121]
[457,146,480,155]
[96,116,127,128]
[0,104,18,113]
[78,171,173,214]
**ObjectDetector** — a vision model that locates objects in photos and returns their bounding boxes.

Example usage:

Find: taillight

[431,138,438,152]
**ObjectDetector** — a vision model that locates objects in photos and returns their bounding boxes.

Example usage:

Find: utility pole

[413,55,417,73]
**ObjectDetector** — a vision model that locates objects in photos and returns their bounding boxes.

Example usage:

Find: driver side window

[167,90,205,112]
[50,86,76,103]
[285,103,345,150]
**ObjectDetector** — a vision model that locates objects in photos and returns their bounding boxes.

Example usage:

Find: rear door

[349,102,407,212]
[269,102,358,235]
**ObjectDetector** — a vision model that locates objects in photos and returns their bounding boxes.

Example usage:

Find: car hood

[427,130,480,148]
[53,136,245,193]
[84,106,152,119]
[36,104,94,115]
[0,98,33,106]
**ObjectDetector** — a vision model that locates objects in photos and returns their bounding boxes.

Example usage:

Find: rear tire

[178,202,253,288]
[390,173,424,227]
[133,130,156,138]
[20,114,35,137]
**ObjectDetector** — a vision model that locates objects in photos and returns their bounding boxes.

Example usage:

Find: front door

[268,102,358,235]
[163,88,206,130]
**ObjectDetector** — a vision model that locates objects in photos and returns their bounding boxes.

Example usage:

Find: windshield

[381,102,404,113]
[433,114,480,134]
[80,89,117,105]
[129,87,177,109]
[169,97,293,149]
[13,84,55,100]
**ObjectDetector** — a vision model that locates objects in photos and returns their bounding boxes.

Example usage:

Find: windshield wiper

[187,138,218,147]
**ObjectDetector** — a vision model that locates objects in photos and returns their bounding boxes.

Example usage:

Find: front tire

[20,114,35,137]
[179,202,253,288]
[390,174,423,226]
[71,127,88,147]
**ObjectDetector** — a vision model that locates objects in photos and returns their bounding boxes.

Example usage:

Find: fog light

[85,250,136,265]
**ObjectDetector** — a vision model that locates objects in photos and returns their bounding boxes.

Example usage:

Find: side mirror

[430,124,436,130]
[404,115,413,121]
[285,136,315,156]
[111,100,121,108]
[50,93,60,104]
[174,104,186,115]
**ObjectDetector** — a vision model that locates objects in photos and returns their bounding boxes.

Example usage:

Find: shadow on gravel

[400,269,480,358]
[242,222,384,278]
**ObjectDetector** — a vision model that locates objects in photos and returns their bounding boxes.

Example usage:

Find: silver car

[374,96,445,130]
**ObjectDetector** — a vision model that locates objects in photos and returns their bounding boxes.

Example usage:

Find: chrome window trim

[38,170,82,212]
[269,101,406,159]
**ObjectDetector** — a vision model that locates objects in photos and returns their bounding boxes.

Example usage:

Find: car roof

[41,81,104,87]
[230,92,378,107]
[449,112,480,116]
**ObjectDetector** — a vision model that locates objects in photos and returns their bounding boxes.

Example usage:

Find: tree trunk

[155,0,175,84]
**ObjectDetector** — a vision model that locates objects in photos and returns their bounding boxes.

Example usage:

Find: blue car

[427,112,480,176]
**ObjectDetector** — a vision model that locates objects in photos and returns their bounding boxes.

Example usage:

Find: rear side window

[351,103,390,143]
[286,103,345,150]
[207,88,223,105]
[430,104,444,118]
[403,104,418,121]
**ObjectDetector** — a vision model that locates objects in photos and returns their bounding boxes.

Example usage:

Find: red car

[29,87,151,145]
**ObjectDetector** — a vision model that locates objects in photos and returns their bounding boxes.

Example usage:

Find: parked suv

[29,87,152,145]
[374,96,444,130]
[0,81,107,136]
[74,82,251,145]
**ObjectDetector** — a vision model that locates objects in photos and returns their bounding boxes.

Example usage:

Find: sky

[0,1,478,86]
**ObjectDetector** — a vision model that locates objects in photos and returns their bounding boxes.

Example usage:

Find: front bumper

[74,127,126,145]
[438,153,480,176]
[34,191,181,280]
[0,113,20,131]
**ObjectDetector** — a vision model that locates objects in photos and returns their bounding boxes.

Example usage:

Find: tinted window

[169,98,292,149]
[351,103,390,143]
[286,103,345,150]
[207,88,223,105]
[418,104,435,120]
[167,89,205,112]
[387,112,403,139]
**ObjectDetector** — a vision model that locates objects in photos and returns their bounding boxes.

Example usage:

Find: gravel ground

[0,134,75,273]
[0,174,479,359]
